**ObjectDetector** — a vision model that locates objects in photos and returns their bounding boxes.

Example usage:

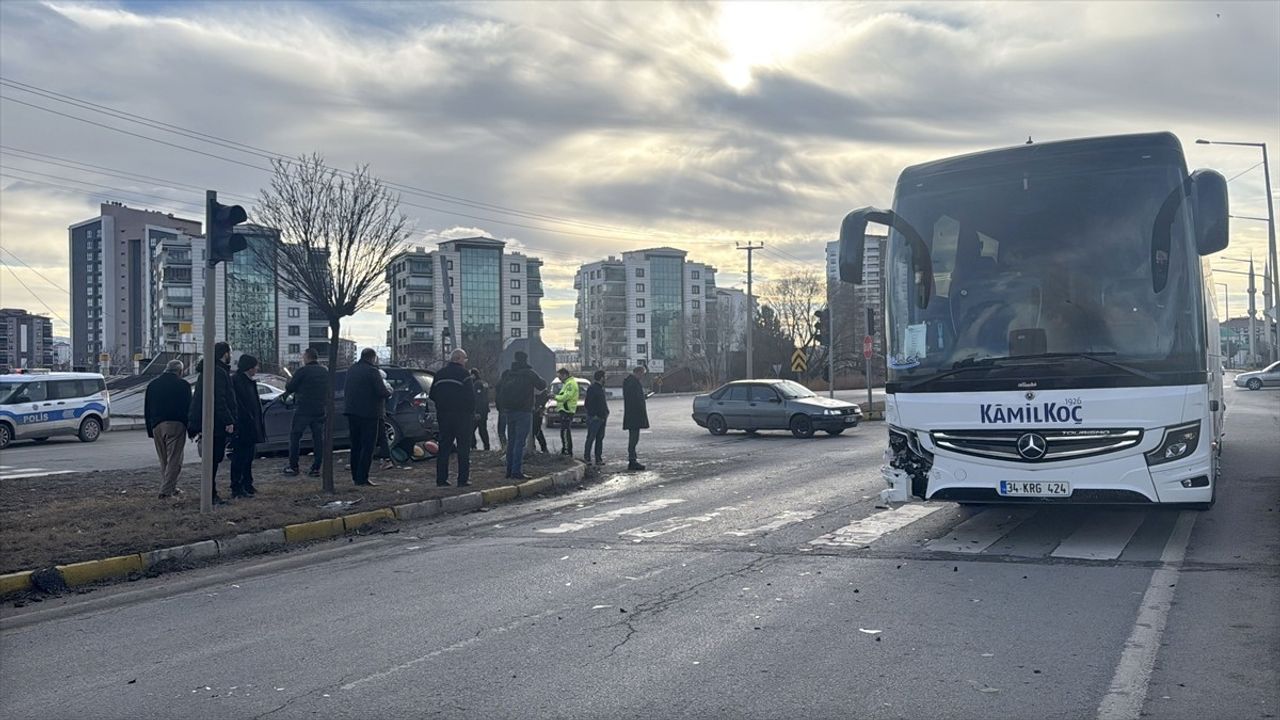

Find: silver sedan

[692,379,861,438]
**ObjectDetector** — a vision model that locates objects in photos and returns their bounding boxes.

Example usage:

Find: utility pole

[1261,144,1277,364]
[737,242,764,379]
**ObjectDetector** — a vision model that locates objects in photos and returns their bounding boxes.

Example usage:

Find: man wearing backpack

[496,351,546,480]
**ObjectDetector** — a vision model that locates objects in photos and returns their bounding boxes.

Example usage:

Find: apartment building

[386,237,544,369]
[0,308,54,370]
[575,247,717,374]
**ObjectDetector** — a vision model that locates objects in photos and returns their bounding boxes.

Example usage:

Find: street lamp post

[1197,139,1278,362]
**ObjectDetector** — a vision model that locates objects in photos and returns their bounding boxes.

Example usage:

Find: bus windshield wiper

[899,352,1161,391]
[997,352,1163,382]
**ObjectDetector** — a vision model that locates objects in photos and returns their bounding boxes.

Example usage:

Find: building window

[288,343,301,354]
[636,313,645,323]
[636,343,647,354]
[511,279,521,289]
[288,325,301,336]
[636,298,645,308]
[511,295,522,305]
[636,268,645,278]
[692,300,700,309]
[692,270,700,280]
[287,307,300,318]
[510,263,521,274]
[692,285,700,295]
[692,344,702,355]
[636,329,646,339]
[447,260,454,270]
[511,328,522,338]
[636,283,645,292]
[511,311,522,322]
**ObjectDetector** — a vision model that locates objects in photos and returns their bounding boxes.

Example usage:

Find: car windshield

[776,381,814,399]
[885,153,1202,390]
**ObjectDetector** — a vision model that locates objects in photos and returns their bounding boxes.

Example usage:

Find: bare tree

[763,270,823,353]
[253,154,412,492]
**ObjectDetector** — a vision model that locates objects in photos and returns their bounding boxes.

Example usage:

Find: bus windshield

[885,158,1203,391]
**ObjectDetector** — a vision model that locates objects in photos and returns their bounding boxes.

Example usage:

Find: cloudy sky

[1,0,1277,350]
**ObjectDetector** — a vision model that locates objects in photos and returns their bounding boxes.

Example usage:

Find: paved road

[0,389,884,478]
[0,388,1274,720]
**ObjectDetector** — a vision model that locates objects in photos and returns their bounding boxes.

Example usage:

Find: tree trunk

[322,319,340,494]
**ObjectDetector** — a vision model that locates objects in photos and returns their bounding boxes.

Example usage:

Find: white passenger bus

[838,133,1228,508]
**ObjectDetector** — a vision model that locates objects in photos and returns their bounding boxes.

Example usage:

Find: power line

[0,261,68,326]
[0,77,684,239]
[0,145,258,203]
[1227,161,1265,184]
[0,246,69,295]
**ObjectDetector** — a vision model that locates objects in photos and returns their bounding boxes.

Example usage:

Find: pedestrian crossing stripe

[0,466,77,480]
[531,496,1172,562]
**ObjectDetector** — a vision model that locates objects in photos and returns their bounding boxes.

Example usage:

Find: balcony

[406,277,433,290]
[408,295,433,310]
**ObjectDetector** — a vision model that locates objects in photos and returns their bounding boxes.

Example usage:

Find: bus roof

[897,131,1185,189]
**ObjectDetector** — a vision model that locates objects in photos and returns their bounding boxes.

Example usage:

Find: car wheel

[78,416,102,443]
[1247,378,1263,391]
[825,428,845,436]
[32,436,50,443]
[383,420,402,449]
[707,414,728,436]
[789,415,815,439]
[0,422,12,450]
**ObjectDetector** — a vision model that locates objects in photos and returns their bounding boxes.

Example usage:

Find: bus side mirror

[838,207,934,308]
[1191,169,1229,256]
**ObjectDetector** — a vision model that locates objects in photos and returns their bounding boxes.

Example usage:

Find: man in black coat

[229,354,266,498]
[496,350,547,480]
[583,369,609,466]
[343,348,390,486]
[429,349,475,487]
[188,341,237,503]
[145,359,192,498]
[470,368,491,451]
[622,365,649,471]
[283,347,329,477]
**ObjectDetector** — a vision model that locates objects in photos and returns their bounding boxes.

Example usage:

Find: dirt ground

[0,450,576,574]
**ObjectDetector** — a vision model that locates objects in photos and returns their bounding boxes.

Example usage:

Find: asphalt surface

[0,386,1274,720]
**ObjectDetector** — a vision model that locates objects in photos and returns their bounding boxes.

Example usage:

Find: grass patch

[0,450,574,574]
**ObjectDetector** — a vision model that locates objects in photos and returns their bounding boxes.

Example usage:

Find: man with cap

[495,350,546,480]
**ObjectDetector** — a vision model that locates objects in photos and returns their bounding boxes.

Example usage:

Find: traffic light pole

[200,190,217,515]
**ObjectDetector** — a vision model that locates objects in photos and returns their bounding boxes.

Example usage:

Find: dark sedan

[257,365,436,456]
[692,379,861,438]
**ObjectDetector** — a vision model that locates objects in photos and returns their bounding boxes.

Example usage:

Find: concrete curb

[1,462,589,599]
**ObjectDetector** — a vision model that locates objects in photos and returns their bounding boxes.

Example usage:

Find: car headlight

[823,409,840,415]
[1145,421,1201,466]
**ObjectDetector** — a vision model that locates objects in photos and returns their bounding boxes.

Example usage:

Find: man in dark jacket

[583,369,609,466]
[188,341,237,503]
[343,348,390,486]
[429,349,475,487]
[283,347,328,477]
[145,359,191,498]
[622,365,649,471]
[496,351,546,480]
[470,368,491,451]
[229,354,266,498]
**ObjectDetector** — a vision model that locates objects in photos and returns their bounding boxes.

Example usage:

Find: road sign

[791,348,807,373]
[98,352,110,362]
[863,335,874,359]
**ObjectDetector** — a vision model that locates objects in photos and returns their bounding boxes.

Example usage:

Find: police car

[0,372,111,449]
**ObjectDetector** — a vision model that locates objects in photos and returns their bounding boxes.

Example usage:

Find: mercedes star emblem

[1016,432,1048,460]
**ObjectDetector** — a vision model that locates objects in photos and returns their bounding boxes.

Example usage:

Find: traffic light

[207,197,248,265]
[814,308,830,346]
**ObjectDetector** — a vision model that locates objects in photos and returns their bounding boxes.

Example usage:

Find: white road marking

[809,503,945,548]
[535,498,686,534]
[926,508,1035,554]
[1051,511,1148,561]
[620,507,735,539]
[1095,510,1197,720]
[725,509,819,537]
[0,467,77,480]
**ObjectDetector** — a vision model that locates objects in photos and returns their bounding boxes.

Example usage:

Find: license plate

[844,416,857,424]
[999,480,1071,497]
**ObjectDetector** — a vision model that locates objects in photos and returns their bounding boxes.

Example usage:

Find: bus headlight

[1145,421,1201,466]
